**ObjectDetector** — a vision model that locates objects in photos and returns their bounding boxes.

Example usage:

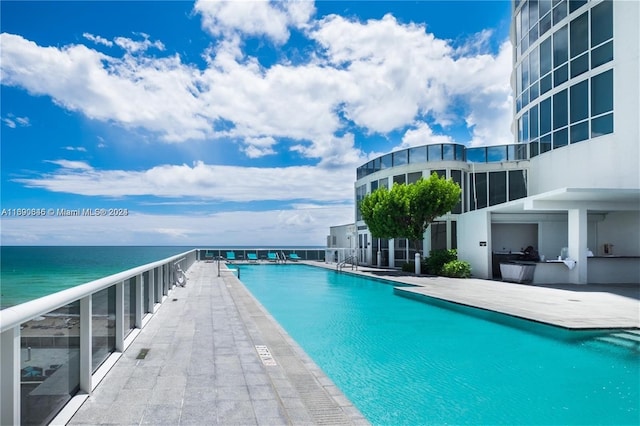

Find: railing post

[1,326,20,425]
[148,268,155,310]
[135,274,144,328]
[80,295,92,393]
[115,281,124,352]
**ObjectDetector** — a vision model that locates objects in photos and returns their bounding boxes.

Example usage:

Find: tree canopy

[359,172,462,244]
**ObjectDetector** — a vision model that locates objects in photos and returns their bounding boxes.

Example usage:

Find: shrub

[425,249,457,275]
[401,262,414,273]
[441,260,472,278]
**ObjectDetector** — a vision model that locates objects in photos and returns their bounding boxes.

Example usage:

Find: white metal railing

[0,249,197,425]
[337,255,358,271]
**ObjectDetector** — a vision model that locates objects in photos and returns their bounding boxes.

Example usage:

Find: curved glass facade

[513,0,614,157]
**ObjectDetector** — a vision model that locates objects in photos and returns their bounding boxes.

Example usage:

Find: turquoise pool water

[238,264,639,425]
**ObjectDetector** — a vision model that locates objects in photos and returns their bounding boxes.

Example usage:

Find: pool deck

[314,262,640,330]
[68,259,638,425]
[68,261,369,425]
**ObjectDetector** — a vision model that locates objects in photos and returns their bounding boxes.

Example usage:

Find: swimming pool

[238,264,639,425]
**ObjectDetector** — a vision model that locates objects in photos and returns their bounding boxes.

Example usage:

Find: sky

[1,0,514,246]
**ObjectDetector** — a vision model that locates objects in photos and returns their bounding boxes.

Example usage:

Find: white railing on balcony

[0,249,197,425]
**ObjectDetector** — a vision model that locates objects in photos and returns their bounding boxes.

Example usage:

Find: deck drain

[136,348,150,359]
[255,345,277,366]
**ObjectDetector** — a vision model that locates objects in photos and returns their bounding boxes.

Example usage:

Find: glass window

[540,37,552,75]
[516,63,522,95]
[530,140,540,157]
[540,74,552,94]
[521,0,530,36]
[553,25,568,67]
[553,0,567,25]
[570,12,588,58]
[380,153,392,169]
[516,10,522,43]
[434,169,447,178]
[489,171,507,206]
[540,11,552,35]
[570,79,588,123]
[455,145,465,161]
[409,146,427,164]
[471,173,488,210]
[430,222,448,252]
[529,0,539,25]
[379,178,389,189]
[540,0,552,17]
[591,113,613,137]
[530,46,540,83]
[522,55,529,89]
[553,127,569,148]
[540,97,552,135]
[373,157,381,172]
[540,133,552,153]
[530,81,539,101]
[393,149,408,166]
[428,144,442,161]
[371,180,378,192]
[570,121,589,143]
[509,170,528,201]
[554,63,568,86]
[591,0,613,47]
[553,89,568,130]
[529,24,538,47]
[530,104,539,138]
[523,112,530,142]
[451,169,463,214]
[591,40,613,69]
[570,53,589,78]
[569,0,586,14]
[591,69,613,116]
[442,144,454,160]
[408,172,422,184]
[393,174,406,185]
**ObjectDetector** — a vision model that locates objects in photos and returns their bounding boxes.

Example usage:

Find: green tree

[359,172,461,250]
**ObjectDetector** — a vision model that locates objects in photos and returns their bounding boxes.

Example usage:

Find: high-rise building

[349,0,639,284]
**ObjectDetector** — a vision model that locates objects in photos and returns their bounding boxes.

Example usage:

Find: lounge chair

[267,252,278,262]
[247,253,258,263]
[288,253,301,261]
[226,251,236,262]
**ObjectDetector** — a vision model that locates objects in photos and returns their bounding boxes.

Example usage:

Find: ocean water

[239,264,640,426]
[0,246,193,309]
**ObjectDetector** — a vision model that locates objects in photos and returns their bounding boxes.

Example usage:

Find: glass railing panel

[442,144,455,161]
[409,146,427,164]
[143,271,151,313]
[428,144,442,161]
[92,286,116,372]
[487,146,508,162]
[466,147,487,163]
[20,301,80,425]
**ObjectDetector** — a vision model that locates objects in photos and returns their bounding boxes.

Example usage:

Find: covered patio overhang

[486,188,640,284]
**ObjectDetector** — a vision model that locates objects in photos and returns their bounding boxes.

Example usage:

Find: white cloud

[2,118,16,128]
[194,0,315,45]
[398,122,456,150]
[114,34,165,54]
[63,146,88,152]
[14,160,355,203]
[2,114,30,128]
[0,9,512,165]
[83,32,113,47]
[0,206,352,246]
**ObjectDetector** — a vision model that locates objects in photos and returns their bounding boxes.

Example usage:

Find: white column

[389,238,395,268]
[148,269,155,309]
[80,295,92,393]
[568,208,588,284]
[115,281,124,352]
[1,327,20,425]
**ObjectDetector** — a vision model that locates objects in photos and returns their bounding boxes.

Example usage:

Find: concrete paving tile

[140,404,182,425]
[216,385,251,401]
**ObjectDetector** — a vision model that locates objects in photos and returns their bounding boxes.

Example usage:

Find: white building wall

[456,209,491,279]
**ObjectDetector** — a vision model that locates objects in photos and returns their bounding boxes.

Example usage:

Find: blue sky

[1,0,513,246]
